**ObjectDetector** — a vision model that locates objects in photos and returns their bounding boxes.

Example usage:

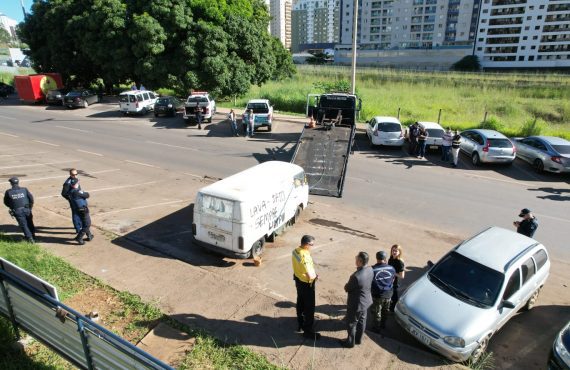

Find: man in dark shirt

[61,168,82,233]
[370,251,396,332]
[4,177,36,243]
[514,208,538,238]
[68,178,93,245]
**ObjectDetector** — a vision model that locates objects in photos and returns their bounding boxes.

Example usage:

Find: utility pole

[350,0,359,95]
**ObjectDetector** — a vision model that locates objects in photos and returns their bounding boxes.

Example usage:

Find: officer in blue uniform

[68,178,93,245]
[61,169,82,234]
[3,177,36,243]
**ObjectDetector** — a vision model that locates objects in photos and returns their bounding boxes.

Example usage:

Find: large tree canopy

[17,0,295,96]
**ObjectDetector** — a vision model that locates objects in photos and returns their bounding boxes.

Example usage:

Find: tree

[0,28,11,45]
[451,55,481,72]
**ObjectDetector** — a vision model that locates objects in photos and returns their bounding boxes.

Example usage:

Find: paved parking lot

[1,99,569,369]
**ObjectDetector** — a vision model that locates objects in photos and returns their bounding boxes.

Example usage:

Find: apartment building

[474,0,570,68]
[0,13,18,39]
[268,0,293,50]
[291,0,341,52]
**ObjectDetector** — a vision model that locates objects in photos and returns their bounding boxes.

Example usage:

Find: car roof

[465,129,508,139]
[455,227,541,272]
[120,90,154,95]
[373,116,401,124]
[247,99,270,104]
[531,136,570,145]
[417,121,444,130]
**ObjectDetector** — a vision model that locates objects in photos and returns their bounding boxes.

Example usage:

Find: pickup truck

[242,99,273,132]
[183,91,216,124]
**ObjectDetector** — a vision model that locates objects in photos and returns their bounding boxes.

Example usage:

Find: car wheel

[533,159,544,173]
[170,110,175,117]
[83,100,88,108]
[207,117,212,123]
[250,239,264,258]
[141,107,147,115]
[523,287,541,311]
[472,152,480,166]
[268,125,272,132]
[154,112,158,117]
[293,204,302,224]
[470,334,491,363]
[184,118,190,125]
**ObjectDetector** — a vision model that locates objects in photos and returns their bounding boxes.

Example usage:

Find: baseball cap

[9,177,19,185]
[376,251,388,261]
[519,208,531,217]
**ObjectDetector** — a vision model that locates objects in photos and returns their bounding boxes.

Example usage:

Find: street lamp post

[350,0,359,95]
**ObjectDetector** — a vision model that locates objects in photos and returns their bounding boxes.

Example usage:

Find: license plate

[430,145,438,149]
[208,231,225,243]
[409,326,431,346]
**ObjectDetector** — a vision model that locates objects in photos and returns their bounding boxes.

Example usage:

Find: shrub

[451,55,481,72]
[479,116,504,131]
[519,118,544,137]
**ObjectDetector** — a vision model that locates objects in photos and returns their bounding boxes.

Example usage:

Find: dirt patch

[424,229,463,245]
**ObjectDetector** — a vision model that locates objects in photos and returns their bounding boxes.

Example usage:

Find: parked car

[46,88,69,105]
[459,129,516,166]
[366,116,404,147]
[395,226,550,363]
[119,90,158,115]
[64,89,99,108]
[417,121,445,151]
[183,91,216,123]
[154,96,183,117]
[513,136,570,174]
[242,99,274,132]
[549,321,570,370]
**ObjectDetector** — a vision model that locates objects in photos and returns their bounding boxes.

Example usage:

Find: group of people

[292,235,405,347]
[227,109,255,137]
[407,122,462,167]
[3,169,93,245]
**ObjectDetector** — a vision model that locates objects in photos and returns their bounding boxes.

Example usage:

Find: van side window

[521,258,535,285]
[532,249,548,270]
[293,171,305,187]
[475,134,484,145]
[136,94,143,102]
[149,92,156,99]
[502,270,520,300]
[143,92,150,100]
[129,95,136,103]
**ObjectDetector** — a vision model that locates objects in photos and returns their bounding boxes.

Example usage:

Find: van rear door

[198,194,236,251]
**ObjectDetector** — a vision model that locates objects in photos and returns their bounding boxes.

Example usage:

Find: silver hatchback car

[513,136,570,174]
[460,129,516,166]
[395,227,550,363]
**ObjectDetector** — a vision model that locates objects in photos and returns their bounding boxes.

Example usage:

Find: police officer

[61,168,82,234]
[68,178,93,245]
[194,106,203,130]
[513,208,538,238]
[3,177,36,243]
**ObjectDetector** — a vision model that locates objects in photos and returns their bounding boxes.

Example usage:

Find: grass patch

[0,236,281,369]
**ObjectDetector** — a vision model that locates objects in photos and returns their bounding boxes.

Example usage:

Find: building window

[477,47,482,51]
[531,45,536,49]
[539,5,544,9]
[523,36,528,40]
[529,56,534,61]
[529,6,534,10]
[481,19,487,23]
[535,26,540,30]
[518,56,524,61]
[521,46,525,50]
[525,26,530,30]
[482,9,488,13]
[533,35,538,40]
[478,38,484,41]
[527,16,531,20]
[480,28,485,33]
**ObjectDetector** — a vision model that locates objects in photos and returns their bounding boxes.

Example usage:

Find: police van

[192,161,309,259]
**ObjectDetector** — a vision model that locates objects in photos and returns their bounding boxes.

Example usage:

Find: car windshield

[428,251,504,308]
[426,129,443,138]
[67,91,82,97]
[246,103,269,113]
[200,194,234,220]
[488,138,512,148]
[187,96,208,103]
[156,98,171,104]
[552,145,570,155]
[377,122,401,132]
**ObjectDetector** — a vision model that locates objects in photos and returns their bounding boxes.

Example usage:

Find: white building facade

[291,0,340,52]
[474,0,570,68]
[0,13,18,39]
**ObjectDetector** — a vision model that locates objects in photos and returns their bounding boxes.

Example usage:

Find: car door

[87,91,96,104]
[460,131,474,153]
[533,140,549,163]
[516,138,534,161]
[367,119,375,139]
[497,268,522,330]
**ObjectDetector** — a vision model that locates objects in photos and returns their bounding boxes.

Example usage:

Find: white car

[119,90,158,115]
[183,91,216,123]
[242,99,274,132]
[417,121,445,150]
[366,116,404,147]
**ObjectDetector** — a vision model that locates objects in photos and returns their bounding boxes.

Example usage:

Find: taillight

[512,145,516,154]
[551,156,562,164]
[238,236,244,250]
[373,130,378,136]
[482,141,490,152]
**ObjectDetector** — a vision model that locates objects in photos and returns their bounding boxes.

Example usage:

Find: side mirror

[501,300,515,309]
[427,260,434,268]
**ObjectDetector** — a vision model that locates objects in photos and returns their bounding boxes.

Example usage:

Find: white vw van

[192,161,309,259]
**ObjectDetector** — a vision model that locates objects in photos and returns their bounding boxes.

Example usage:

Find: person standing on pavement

[292,235,321,340]
[441,127,453,162]
[339,251,373,348]
[228,109,238,136]
[68,178,93,245]
[194,106,204,130]
[451,130,462,168]
[513,208,538,238]
[388,244,405,312]
[370,251,396,333]
[62,168,82,234]
[408,122,419,156]
[417,127,429,159]
[4,177,36,243]
[246,108,255,138]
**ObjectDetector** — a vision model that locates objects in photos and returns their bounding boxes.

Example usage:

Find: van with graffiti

[192,161,309,259]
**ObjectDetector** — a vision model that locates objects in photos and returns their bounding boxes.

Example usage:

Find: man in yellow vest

[292,235,321,340]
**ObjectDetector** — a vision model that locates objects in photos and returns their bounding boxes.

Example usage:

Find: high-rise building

[291,0,340,52]
[474,0,570,68]
[0,13,18,39]
[267,0,293,50]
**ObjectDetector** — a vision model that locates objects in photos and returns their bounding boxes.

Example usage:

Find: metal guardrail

[0,268,174,370]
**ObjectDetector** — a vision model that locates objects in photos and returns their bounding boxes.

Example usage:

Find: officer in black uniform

[3,177,36,243]
[61,168,82,233]
[68,178,93,245]
[513,208,538,238]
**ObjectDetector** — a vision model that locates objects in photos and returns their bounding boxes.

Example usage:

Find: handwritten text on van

[250,191,286,231]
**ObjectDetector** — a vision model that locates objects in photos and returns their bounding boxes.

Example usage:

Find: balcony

[546,14,570,22]
[539,44,570,52]
[547,4,570,12]
[489,56,516,61]
[486,36,520,44]
[485,46,518,53]
[487,27,522,35]
[543,24,570,32]
[490,7,525,15]
[541,34,570,43]
[489,17,523,25]
[491,0,526,5]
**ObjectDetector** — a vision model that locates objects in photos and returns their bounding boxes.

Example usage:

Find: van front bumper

[192,237,250,259]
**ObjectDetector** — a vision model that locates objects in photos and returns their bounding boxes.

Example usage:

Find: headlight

[168,104,173,108]
[444,336,465,348]
[396,301,409,315]
[554,328,570,366]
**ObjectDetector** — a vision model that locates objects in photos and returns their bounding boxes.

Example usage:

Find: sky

[0,0,33,23]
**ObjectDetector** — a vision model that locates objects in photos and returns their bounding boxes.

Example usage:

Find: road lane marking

[77,149,103,157]
[146,141,198,151]
[0,152,48,158]
[0,160,80,170]
[0,131,18,137]
[33,140,60,147]
[36,180,158,199]
[92,199,192,216]
[124,160,159,168]
[464,173,531,187]
[0,116,16,121]
[22,169,120,183]
[56,125,92,133]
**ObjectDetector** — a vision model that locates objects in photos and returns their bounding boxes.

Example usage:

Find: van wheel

[250,239,264,258]
[472,152,480,166]
[266,232,276,243]
[293,205,302,224]
[268,125,272,132]
[470,334,491,363]
[523,287,541,311]
[141,107,148,115]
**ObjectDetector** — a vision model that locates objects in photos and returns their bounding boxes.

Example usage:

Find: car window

[426,129,443,138]
[474,134,484,145]
[156,97,169,104]
[521,257,536,285]
[188,96,208,103]
[246,103,270,113]
[534,141,547,151]
[520,138,534,146]
[119,95,129,102]
[502,270,521,300]
[377,122,402,132]
[488,138,513,148]
[148,92,156,99]
[461,132,472,140]
[532,249,548,270]
[552,144,570,155]
[368,120,375,128]
[136,94,143,102]
[129,95,136,103]
[143,92,150,100]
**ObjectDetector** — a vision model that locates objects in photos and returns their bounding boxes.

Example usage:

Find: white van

[192,161,309,259]
[119,90,157,115]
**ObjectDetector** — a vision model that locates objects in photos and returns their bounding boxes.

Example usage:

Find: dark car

[46,88,69,105]
[64,89,99,108]
[154,96,183,117]
[549,321,570,369]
